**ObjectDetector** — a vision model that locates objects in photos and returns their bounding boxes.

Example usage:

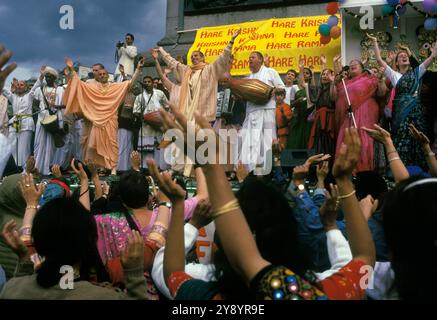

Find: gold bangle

[388,156,401,163]
[26,205,38,210]
[211,199,240,220]
[337,190,356,200]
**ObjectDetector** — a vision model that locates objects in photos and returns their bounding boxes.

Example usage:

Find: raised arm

[158,46,188,80]
[128,58,144,91]
[0,45,17,93]
[362,124,410,183]
[298,59,306,90]
[421,43,437,71]
[70,159,90,211]
[210,29,240,78]
[409,124,437,177]
[193,166,208,202]
[333,128,375,267]
[160,106,270,284]
[367,33,388,70]
[150,49,174,91]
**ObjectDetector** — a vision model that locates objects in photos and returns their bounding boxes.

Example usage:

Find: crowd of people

[0,23,437,300]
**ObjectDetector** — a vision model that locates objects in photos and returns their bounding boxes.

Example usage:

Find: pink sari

[335,73,379,172]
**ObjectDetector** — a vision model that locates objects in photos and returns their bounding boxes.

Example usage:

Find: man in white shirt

[284,69,299,106]
[115,33,137,77]
[239,51,285,174]
[133,75,169,170]
[2,70,43,168]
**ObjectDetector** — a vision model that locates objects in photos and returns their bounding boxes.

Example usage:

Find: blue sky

[1,0,166,83]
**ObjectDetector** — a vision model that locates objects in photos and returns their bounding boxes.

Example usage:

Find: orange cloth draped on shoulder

[63,73,131,169]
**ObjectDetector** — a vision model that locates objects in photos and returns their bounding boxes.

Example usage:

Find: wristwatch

[158,202,172,209]
[294,184,305,192]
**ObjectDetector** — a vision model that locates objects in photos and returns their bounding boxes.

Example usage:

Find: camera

[116,41,124,48]
[73,159,92,179]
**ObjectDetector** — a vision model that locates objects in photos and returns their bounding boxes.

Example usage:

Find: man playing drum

[34,66,66,175]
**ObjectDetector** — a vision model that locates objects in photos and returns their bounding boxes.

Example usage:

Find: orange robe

[63,73,131,169]
[275,102,293,150]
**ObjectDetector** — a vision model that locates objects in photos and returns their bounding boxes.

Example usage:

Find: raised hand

[319,184,340,231]
[431,42,437,58]
[359,194,379,221]
[236,160,249,183]
[150,49,159,60]
[0,45,17,92]
[137,57,145,69]
[39,66,46,80]
[64,57,74,69]
[298,59,305,70]
[409,123,430,148]
[120,230,145,270]
[316,160,329,182]
[304,153,331,167]
[362,124,391,146]
[85,160,98,178]
[333,54,341,64]
[18,174,44,206]
[1,220,28,260]
[333,127,361,179]
[70,158,88,182]
[131,150,141,171]
[320,54,327,66]
[147,159,186,202]
[292,163,309,184]
[231,28,241,42]
[366,33,377,43]
[188,199,213,229]
[51,164,62,178]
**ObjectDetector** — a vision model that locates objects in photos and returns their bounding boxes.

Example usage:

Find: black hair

[143,75,153,82]
[382,177,437,299]
[153,77,160,81]
[214,176,313,299]
[126,33,134,41]
[354,171,388,202]
[286,69,298,77]
[192,50,205,58]
[251,51,264,62]
[303,67,313,78]
[33,197,109,288]
[119,170,149,209]
[92,63,105,70]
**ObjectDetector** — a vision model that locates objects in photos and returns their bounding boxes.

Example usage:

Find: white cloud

[5,63,42,85]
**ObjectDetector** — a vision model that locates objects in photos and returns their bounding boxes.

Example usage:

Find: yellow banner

[188,15,341,76]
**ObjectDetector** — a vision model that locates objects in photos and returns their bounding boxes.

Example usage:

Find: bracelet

[388,156,401,163]
[26,205,38,210]
[79,188,89,198]
[427,151,436,158]
[386,150,397,156]
[211,199,240,220]
[337,190,356,200]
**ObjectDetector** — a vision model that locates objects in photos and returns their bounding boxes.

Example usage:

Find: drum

[222,78,273,105]
[41,115,59,134]
[143,111,163,130]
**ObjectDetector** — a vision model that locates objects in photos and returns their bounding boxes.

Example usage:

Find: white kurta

[2,79,41,167]
[34,86,65,175]
[239,66,284,174]
[115,45,137,77]
[133,89,169,170]
[285,84,299,106]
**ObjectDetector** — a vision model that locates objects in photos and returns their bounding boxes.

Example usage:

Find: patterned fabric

[392,68,427,169]
[335,73,380,172]
[252,265,327,300]
[94,197,198,300]
[287,89,314,149]
[319,259,367,300]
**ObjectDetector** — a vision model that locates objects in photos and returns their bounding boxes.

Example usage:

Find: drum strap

[40,85,56,115]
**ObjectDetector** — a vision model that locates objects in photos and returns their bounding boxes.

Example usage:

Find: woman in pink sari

[333,60,386,172]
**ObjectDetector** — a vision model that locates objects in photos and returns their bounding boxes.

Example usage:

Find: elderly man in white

[34,66,66,175]
[2,68,44,169]
[239,51,285,174]
[115,33,137,77]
